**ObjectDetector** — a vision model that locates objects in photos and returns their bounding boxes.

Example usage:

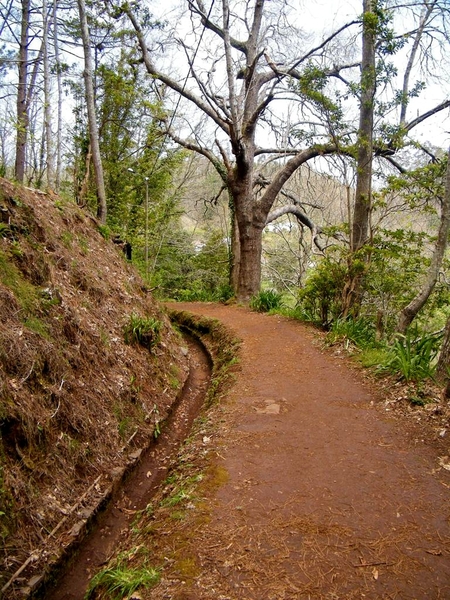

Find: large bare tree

[118,1,450,300]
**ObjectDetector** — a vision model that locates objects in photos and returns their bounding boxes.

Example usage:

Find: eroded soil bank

[139,303,450,600]
[40,335,211,600]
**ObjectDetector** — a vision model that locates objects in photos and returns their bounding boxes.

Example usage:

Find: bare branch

[404,99,450,133]
[266,204,325,251]
[124,5,230,135]
[188,0,247,53]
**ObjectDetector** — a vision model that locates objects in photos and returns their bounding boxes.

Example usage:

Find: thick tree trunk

[230,210,240,292]
[236,218,263,303]
[397,148,450,333]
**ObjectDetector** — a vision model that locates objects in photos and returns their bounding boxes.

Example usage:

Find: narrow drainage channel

[39,335,211,600]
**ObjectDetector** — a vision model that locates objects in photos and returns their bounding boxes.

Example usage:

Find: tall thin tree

[77,0,107,223]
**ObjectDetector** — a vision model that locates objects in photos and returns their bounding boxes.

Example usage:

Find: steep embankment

[0,178,189,594]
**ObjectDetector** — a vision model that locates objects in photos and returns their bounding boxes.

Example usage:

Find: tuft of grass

[85,552,160,599]
[326,317,376,350]
[97,224,111,240]
[23,316,50,339]
[358,347,391,368]
[250,289,284,313]
[378,330,442,382]
[123,314,162,351]
[60,231,73,249]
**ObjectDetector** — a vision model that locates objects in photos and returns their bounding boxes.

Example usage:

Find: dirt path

[155,303,450,600]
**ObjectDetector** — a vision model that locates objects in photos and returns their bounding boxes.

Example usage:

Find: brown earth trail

[147,303,450,600]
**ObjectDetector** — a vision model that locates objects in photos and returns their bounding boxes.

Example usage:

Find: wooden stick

[1,475,102,593]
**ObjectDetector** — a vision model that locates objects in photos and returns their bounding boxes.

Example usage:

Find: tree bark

[77,0,107,224]
[342,0,376,317]
[43,0,54,188]
[397,148,450,333]
[15,0,31,183]
[437,315,450,398]
[53,0,63,191]
[351,0,376,251]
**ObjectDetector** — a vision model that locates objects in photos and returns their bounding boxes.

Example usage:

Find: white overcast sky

[148,0,449,147]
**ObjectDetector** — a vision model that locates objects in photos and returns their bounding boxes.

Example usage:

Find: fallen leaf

[438,456,450,471]
[372,568,379,580]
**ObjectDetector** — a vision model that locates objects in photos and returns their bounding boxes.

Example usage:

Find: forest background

[1,0,450,392]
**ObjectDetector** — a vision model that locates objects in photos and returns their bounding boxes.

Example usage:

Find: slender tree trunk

[352,0,376,251]
[437,314,450,398]
[397,148,450,333]
[15,0,30,183]
[53,0,63,191]
[342,0,376,317]
[43,0,54,188]
[400,2,435,125]
[77,0,107,223]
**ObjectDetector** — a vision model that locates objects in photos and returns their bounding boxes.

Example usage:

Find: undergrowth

[266,305,444,393]
[250,289,284,312]
[85,550,160,599]
[123,314,162,351]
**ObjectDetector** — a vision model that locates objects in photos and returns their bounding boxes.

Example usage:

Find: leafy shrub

[250,289,284,312]
[173,283,233,303]
[297,255,347,327]
[123,314,162,350]
[379,330,442,382]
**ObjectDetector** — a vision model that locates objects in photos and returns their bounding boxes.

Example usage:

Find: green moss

[23,316,50,339]
[0,251,39,316]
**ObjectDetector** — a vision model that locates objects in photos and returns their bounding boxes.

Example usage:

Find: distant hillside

[0,178,189,593]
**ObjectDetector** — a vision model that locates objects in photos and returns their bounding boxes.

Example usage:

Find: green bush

[173,283,233,303]
[123,314,162,351]
[297,255,347,327]
[250,289,284,312]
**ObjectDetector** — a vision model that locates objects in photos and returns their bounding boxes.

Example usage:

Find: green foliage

[326,317,377,350]
[85,552,160,599]
[250,289,284,313]
[23,316,50,339]
[174,285,233,303]
[297,254,347,327]
[358,346,391,368]
[148,226,232,302]
[0,251,39,316]
[363,228,431,334]
[123,314,162,351]
[378,330,442,382]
